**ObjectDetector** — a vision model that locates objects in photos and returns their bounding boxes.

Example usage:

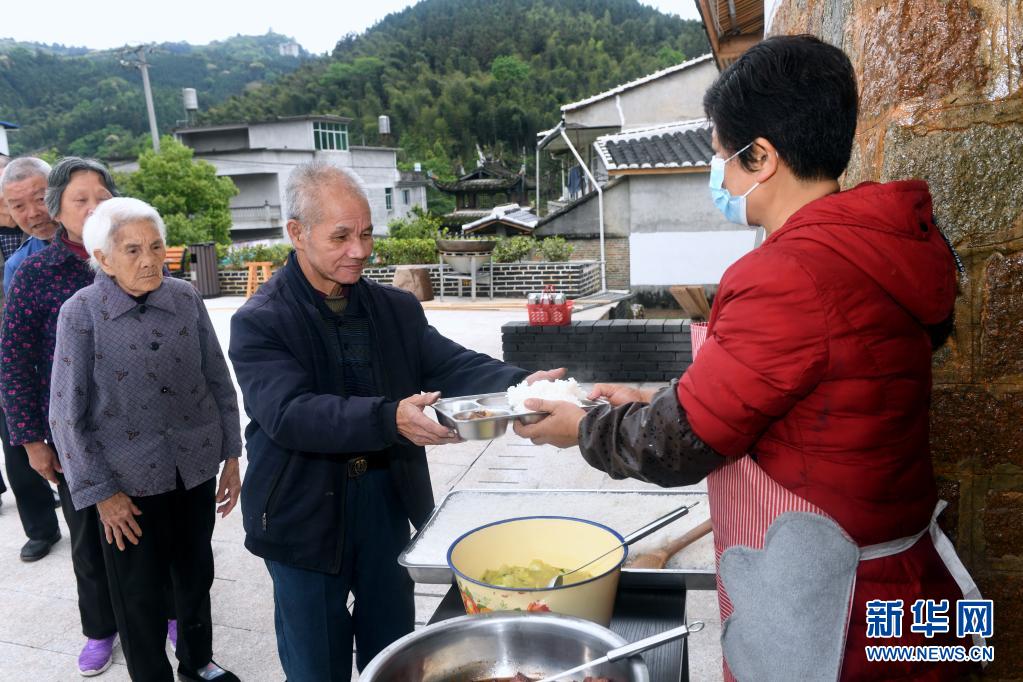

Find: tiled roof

[433,177,524,192]
[561,54,715,113]
[463,204,538,234]
[594,119,714,172]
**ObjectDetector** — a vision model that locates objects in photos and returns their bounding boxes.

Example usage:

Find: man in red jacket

[516,35,981,681]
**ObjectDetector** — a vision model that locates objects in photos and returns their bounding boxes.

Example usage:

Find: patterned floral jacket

[49,272,241,510]
[1,231,94,447]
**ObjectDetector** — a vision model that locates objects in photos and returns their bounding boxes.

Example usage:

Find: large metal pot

[437,238,497,276]
[359,611,650,682]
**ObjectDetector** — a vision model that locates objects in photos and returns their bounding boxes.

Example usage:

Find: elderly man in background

[0,156,61,562]
[230,161,561,681]
[0,156,27,265]
[1,157,60,295]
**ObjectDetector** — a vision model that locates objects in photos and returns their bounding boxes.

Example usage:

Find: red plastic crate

[527,299,573,326]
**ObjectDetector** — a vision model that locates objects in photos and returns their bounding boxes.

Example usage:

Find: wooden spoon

[627,519,713,569]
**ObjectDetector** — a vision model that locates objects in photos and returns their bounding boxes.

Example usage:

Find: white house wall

[565,61,719,131]
[625,173,753,285]
[0,129,9,156]
[231,174,279,207]
[249,120,314,151]
[339,148,401,233]
[627,174,735,233]
[629,231,756,285]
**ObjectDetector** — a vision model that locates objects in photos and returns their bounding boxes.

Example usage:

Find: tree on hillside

[118,137,237,246]
[203,0,709,165]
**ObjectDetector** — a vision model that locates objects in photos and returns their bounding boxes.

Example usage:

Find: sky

[3,1,702,55]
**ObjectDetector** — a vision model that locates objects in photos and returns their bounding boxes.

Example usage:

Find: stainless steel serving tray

[399,489,715,591]
[431,392,606,440]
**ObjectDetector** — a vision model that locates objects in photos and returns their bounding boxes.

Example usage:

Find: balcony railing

[231,203,282,225]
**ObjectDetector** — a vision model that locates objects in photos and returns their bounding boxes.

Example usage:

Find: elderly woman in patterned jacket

[49,197,242,682]
[0,156,130,676]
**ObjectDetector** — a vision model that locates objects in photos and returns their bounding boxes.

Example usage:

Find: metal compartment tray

[399,489,715,590]
[431,392,606,441]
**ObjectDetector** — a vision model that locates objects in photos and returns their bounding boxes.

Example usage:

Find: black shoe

[177,662,240,682]
[20,531,60,562]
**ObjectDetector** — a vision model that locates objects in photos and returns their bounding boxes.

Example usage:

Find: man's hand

[397,392,461,446]
[216,458,241,518]
[512,399,586,448]
[588,383,655,406]
[524,367,567,385]
[97,492,143,551]
[25,441,62,485]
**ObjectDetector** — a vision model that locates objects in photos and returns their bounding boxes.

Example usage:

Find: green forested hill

[205,0,709,174]
[1,0,708,171]
[0,33,307,158]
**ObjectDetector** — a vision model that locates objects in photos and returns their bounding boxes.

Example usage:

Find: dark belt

[347,455,389,478]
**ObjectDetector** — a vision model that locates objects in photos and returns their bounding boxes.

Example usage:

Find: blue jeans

[265,470,414,682]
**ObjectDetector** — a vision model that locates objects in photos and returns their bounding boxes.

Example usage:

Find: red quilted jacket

[678,181,974,680]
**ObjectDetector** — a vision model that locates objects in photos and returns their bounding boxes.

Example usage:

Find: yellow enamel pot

[447,516,626,626]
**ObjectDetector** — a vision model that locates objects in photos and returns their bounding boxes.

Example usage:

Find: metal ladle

[534,620,706,682]
[545,501,699,588]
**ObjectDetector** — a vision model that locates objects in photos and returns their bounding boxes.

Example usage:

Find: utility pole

[120,45,161,152]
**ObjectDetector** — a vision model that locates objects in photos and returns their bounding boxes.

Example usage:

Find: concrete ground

[0,295,722,682]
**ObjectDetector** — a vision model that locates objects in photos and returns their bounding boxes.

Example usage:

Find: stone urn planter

[436,238,497,276]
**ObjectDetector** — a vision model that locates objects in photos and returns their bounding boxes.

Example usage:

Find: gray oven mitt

[719,512,859,682]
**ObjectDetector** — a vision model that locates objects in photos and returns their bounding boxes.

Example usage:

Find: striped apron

[688,323,982,681]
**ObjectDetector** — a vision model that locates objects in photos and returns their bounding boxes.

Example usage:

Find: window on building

[402,189,411,205]
[385,187,393,211]
[313,121,349,151]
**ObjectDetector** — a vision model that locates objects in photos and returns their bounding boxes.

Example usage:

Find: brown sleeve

[578,380,725,487]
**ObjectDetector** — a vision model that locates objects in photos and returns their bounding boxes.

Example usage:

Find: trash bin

[190,242,222,298]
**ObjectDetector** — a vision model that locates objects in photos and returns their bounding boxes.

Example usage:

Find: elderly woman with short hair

[50,196,241,682]
[0,156,127,675]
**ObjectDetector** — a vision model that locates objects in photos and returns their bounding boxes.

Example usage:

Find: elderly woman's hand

[97,492,143,551]
[216,458,241,518]
[25,441,63,485]
[511,399,586,448]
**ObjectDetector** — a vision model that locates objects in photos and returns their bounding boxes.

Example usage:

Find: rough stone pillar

[768,1,1023,676]
[392,265,434,301]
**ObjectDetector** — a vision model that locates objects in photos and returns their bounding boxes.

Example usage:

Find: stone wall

[501,319,692,381]
[214,261,602,298]
[770,2,1023,676]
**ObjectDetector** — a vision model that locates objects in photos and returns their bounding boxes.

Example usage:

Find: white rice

[506,378,588,412]
[403,490,714,574]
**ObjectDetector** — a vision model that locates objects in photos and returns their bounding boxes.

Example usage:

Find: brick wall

[213,261,603,298]
[568,237,630,290]
[501,319,691,381]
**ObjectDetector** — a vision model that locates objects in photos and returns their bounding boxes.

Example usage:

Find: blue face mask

[709,142,760,227]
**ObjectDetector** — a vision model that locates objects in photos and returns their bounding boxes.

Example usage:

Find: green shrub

[387,207,444,240]
[538,236,573,262]
[372,238,438,266]
[493,236,535,263]
[220,243,294,269]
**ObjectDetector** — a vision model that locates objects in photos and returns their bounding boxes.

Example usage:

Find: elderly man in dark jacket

[229,161,557,682]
